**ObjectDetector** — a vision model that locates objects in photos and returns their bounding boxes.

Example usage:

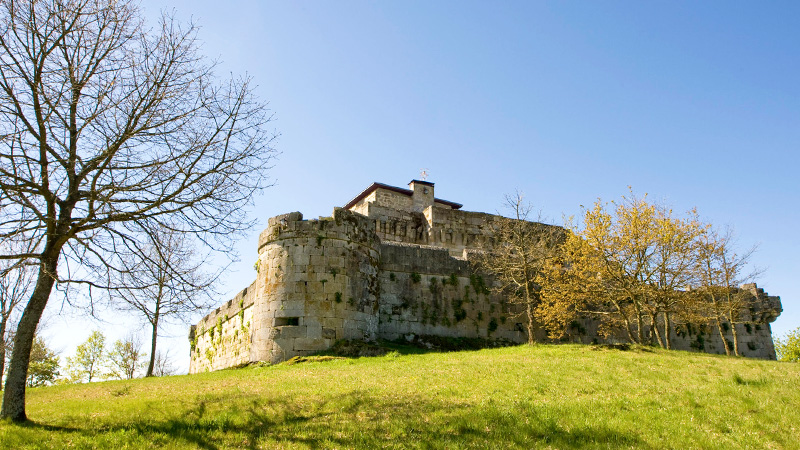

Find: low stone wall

[189,281,256,372]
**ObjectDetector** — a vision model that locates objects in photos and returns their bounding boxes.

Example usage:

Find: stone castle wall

[377,243,532,343]
[189,182,782,373]
[190,281,256,372]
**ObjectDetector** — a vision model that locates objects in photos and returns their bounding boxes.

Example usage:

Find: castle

[188,181,783,372]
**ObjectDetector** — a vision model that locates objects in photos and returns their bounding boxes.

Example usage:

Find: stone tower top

[408,179,435,213]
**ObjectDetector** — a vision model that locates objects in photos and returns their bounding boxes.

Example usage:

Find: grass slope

[1,344,799,449]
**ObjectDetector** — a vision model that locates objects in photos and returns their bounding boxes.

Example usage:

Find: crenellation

[190,181,783,373]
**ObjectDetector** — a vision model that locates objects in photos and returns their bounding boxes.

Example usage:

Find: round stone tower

[250,208,381,363]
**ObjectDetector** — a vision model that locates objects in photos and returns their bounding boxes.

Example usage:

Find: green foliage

[316,235,325,246]
[334,292,343,303]
[774,327,800,362]
[389,272,396,282]
[488,317,499,333]
[410,272,421,283]
[253,259,260,273]
[469,274,490,295]
[26,336,60,387]
[449,273,459,287]
[107,338,147,380]
[691,334,706,351]
[65,331,107,383]
[428,277,439,294]
[452,298,467,322]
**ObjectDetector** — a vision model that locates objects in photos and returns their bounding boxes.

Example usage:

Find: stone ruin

[189,180,783,372]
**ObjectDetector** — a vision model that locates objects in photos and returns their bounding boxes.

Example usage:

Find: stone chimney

[408,180,434,213]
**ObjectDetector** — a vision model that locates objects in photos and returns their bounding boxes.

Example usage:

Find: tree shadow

[26,391,648,450]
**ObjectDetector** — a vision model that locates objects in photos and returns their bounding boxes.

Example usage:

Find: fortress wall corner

[249,209,381,363]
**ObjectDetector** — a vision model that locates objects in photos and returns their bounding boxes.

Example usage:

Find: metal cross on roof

[419,168,429,181]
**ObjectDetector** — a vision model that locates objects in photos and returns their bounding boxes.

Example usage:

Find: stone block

[276,325,307,338]
[322,327,337,339]
[293,338,329,352]
[306,324,322,339]
[274,308,304,318]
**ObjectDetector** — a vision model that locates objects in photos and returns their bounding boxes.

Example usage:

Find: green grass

[2,344,799,449]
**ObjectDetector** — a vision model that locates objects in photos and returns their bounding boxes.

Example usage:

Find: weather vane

[419,168,429,181]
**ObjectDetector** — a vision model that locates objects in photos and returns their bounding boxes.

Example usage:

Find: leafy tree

[26,336,59,387]
[0,0,275,421]
[774,327,800,362]
[65,331,106,383]
[474,193,564,344]
[111,226,216,377]
[539,191,703,348]
[106,335,146,380]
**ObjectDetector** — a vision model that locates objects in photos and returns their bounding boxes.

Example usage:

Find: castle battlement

[189,181,782,372]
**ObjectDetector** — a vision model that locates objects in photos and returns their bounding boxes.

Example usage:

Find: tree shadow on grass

[13,391,648,449]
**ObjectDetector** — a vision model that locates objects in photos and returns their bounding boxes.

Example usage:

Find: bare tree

[112,225,216,377]
[152,348,176,377]
[475,193,563,344]
[0,0,275,421]
[694,226,759,356]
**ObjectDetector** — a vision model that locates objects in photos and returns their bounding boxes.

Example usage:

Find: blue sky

[48,1,799,370]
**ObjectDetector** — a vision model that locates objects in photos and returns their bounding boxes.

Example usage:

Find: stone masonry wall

[189,281,256,372]
[246,208,381,364]
[377,243,532,343]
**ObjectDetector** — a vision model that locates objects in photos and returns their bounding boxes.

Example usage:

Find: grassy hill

[1,344,798,449]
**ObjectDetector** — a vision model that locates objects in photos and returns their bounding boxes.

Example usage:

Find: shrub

[774,327,800,362]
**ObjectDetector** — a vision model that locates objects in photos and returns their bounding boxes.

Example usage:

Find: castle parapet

[249,208,382,364]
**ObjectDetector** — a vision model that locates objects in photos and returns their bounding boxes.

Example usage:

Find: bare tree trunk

[730,318,741,356]
[610,298,636,344]
[0,316,7,381]
[650,313,665,348]
[716,317,731,356]
[634,302,645,344]
[525,299,535,345]
[711,294,731,355]
[663,312,672,350]
[1,257,57,422]
[146,314,159,377]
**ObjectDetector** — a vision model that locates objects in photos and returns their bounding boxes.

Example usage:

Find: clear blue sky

[48,1,799,371]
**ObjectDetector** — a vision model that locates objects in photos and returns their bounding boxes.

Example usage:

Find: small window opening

[275,317,300,326]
